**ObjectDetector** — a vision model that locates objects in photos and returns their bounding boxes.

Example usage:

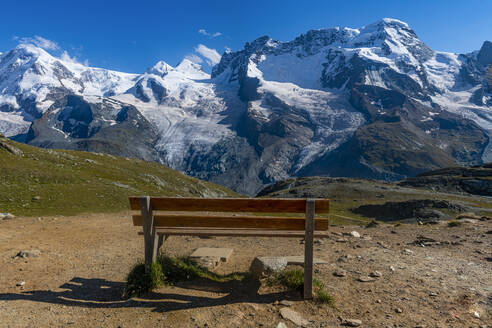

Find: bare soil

[0,212,491,327]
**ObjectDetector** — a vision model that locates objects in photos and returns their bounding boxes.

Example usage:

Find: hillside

[257,175,492,224]
[399,163,492,196]
[0,134,236,216]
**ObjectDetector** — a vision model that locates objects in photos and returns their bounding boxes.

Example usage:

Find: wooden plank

[132,214,329,231]
[129,197,329,214]
[137,229,330,238]
[303,199,315,300]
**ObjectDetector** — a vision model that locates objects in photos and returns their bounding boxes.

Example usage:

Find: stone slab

[284,256,328,265]
[190,247,233,262]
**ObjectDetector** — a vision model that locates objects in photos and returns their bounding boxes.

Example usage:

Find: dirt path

[0,213,490,327]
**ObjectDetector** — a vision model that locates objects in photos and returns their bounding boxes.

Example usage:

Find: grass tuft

[126,262,164,297]
[126,255,245,297]
[275,269,304,290]
[316,289,335,305]
[271,268,335,305]
[447,220,462,227]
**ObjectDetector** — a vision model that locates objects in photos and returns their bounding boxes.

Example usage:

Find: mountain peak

[478,40,492,66]
[174,58,209,79]
[147,60,173,76]
[380,17,410,28]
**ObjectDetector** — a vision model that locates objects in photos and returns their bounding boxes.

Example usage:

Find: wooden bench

[129,196,330,299]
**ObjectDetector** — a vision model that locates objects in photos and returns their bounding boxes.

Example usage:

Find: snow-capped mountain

[1,18,491,194]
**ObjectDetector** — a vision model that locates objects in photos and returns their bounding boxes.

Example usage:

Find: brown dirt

[0,212,491,327]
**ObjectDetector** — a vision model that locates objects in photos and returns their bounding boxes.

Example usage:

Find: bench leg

[304,199,315,299]
[157,234,167,253]
[140,196,157,273]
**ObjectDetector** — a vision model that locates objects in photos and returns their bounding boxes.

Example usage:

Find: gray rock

[16,249,41,258]
[250,257,287,277]
[0,213,15,220]
[333,270,347,277]
[341,318,362,327]
[193,256,220,270]
[0,141,23,156]
[350,231,361,238]
[276,323,288,328]
[279,308,308,327]
[357,276,376,282]
[369,271,382,278]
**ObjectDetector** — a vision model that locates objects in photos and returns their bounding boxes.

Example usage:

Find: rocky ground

[0,212,491,328]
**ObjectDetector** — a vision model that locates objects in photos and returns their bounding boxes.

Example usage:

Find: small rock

[32,196,41,201]
[341,318,362,327]
[336,238,349,243]
[459,218,478,224]
[337,255,353,262]
[473,311,480,318]
[389,266,395,272]
[0,213,15,220]
[16,249,41,258]
[333,270,347,277]
[376,299,381,303]
[377,241,390,249]
[369,271,382,278]
[350,231,360,238]
[280,300,294,307]
[276,323,288,328]
[403,249,414,255]
[250,257,287,277]
[280,308,308,327]
[357,276,376,282]
[365,220,379,228]
[395,308,403,313]
[16,281,25,287]
[429,292,438,297]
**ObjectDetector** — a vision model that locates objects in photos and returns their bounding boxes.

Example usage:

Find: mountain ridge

[0,18,491,194]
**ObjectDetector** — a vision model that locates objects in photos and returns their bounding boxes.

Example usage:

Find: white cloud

[60,50,89,66]
[184,53,203,64]
[198,29,222,38]
[194,44,221,66]
[15,35,59,51]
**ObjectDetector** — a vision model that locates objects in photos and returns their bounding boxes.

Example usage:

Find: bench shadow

[0,276,297,313]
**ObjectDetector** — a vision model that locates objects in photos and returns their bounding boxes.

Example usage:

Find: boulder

[279,308,308,327]
[250,257,287,277]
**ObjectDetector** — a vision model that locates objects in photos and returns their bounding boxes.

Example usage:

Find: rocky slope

[399,162,492,196]
[1,19,492,194]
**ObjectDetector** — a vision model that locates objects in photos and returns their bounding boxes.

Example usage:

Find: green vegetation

[0,136,237,216]
[270,268,335,305]
[126,262,164,297]
[158,255,245,284]
[447,220,462,227]
[316,288,335,305]
[125,255,246,297]
[275,268,305,290]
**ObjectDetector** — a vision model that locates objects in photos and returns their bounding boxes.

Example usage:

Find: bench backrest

[129,197,329,231]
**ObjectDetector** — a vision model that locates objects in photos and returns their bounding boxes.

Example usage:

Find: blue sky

[1,0,491,73]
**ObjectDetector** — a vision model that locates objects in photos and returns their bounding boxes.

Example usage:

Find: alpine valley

[1,18,491,195]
